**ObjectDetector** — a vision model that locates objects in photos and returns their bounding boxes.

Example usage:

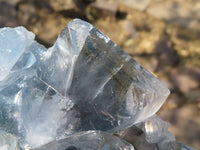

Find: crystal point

[0,27,35,81]
[0,19,172,149]
[37,19,93,95]
[38,19,170,133]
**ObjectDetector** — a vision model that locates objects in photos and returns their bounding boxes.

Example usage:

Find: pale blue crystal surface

[34,131,134,150]
[0,19,172,149]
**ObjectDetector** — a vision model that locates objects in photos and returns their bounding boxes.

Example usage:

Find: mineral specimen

[34,131,134,150]
[37,18,170,133]
[0,18,194,150]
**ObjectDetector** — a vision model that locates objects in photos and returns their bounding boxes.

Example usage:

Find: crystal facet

[34,131,134,150]
[0,19,175,149]
[0,76,73,148]
[0,27,35,81]
[38,19,170,133]
[117,115,195,150]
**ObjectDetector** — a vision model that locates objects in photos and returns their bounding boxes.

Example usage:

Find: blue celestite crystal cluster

[0,19,195,150]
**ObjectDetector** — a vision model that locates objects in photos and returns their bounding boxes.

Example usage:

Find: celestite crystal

[0,76,74,148]
[0,18,192,150]
[0,27,35,81]
[118,115,195,150]
[34,131,134,150]
[38,19,170,133]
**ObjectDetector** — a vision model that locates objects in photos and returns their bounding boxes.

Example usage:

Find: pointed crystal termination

[0,27,71,149]
[117,115,193,150]
[37,19,93,95]
[34,131,134,150]
[0,27,47,90]
[0,19,171,149]
[38,19,170,132]
[0,27,35,82]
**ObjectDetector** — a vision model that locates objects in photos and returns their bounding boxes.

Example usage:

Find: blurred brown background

[0,0,199,149]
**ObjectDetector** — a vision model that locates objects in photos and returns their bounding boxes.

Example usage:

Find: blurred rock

[118,0,151,11]
[117,4,167,56]
[155,37,179,68]
[49,0,96,19]
[17,1,71,46]
[17,2,40,25]
[92,19,128,47]
[170,67,200,97]
[122,20,138,38]
[160,93,180,110]
[87,1,118,21]
[147,0,200,31]
[0,2,19,27]
[0,0,20,5]
[188,89,200,103]
[165,25,200,68]
[159,104,200,149]
[82,0,95,4]
[49,0,76,11]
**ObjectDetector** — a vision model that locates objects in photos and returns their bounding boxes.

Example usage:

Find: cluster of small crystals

[0,19,195,150]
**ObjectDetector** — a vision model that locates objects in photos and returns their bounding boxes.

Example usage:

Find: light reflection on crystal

[34,131,134,150]
[38,20,170,133]
[0,27,35,81]
[117,115,186,150]
[0,19,195,150]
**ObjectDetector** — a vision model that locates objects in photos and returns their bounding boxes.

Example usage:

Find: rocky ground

[0,0,199,149]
